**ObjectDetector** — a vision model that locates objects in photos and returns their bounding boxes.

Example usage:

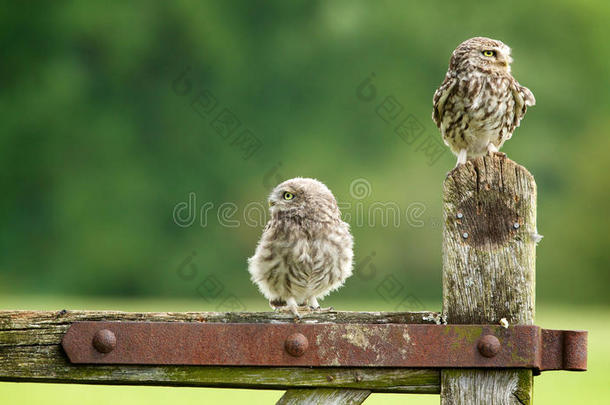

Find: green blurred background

[1,0,608,403]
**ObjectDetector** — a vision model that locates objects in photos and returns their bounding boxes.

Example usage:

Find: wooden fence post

[441,154,537,404]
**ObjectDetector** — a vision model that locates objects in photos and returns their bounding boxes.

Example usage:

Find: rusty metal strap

[61,322,587,373]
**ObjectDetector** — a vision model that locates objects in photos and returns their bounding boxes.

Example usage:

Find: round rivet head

[478,335,501,358]
[456,212,464,219]
[513,222,520,229]
[285,333,308,357]
[92,329,116,354]
[462,232,469,239]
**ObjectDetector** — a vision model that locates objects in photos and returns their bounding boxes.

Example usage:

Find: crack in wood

[441,155,535,404]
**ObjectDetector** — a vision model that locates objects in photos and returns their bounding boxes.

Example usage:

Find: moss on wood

[0,310,440,393]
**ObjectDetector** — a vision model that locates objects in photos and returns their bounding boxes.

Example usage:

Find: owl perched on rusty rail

[432,37,535,166]
[248,178,353,318]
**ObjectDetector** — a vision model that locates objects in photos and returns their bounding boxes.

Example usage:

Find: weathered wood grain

[441,154,537,405]
[0,310,440,393]
[276,388,371,405]
[441,369,532,405]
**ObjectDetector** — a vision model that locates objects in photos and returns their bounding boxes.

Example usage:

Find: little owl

[432,37,535,166]
[248,178,353,317]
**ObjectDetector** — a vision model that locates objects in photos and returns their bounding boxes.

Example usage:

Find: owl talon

[312,306,335,313]
[275,306,301,318]
[285,298,301,319]
[275,306,301,317]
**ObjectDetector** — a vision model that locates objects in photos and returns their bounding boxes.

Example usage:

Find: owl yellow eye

[283,192,294,200]
[482,50,496,57]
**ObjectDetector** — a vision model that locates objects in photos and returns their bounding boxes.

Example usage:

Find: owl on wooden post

[248,178,353,318]
[432,37,535,166]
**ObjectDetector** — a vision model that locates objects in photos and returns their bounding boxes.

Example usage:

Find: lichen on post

[441,154,537,404]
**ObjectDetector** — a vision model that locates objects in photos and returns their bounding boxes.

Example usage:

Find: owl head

[268,177,340,221]
[450,37,513,74]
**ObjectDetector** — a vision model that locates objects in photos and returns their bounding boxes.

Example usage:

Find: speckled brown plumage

[248,178,353,317]
[432,37,535,166]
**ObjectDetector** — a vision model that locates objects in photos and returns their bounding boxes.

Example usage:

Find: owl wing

[509,82,536,136]
[432,76,458,128]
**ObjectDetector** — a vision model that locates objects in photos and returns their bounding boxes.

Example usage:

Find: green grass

[0,296,608,404]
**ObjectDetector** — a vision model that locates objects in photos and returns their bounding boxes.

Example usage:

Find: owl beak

[500,55,513,67]
[496,58,509,69]
[268,201,275,207]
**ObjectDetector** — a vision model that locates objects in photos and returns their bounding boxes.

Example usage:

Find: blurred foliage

[1,0,609,305]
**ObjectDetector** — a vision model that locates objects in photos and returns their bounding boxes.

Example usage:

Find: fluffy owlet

[432,37,535,166]
[248,178,353,317]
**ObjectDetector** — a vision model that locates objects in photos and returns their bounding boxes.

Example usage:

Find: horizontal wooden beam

[0,310,441,393]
